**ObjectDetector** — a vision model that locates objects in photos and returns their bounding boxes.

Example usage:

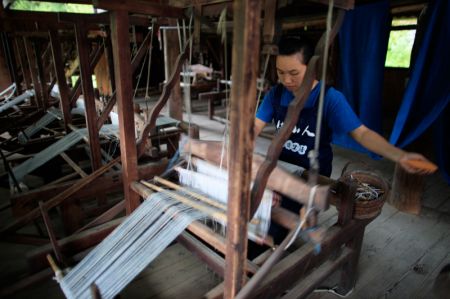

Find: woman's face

[276,53,307,92]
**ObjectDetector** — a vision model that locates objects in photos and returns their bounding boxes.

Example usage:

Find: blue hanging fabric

[434,105,450,183]
[388,0,450,182]
[334,0,391,155]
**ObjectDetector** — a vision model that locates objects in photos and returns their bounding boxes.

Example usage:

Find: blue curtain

[389,0,450,183]
[333,0,391,155]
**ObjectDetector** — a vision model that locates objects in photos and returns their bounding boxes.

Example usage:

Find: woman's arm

[350,125,436,174]
[254,118,267,137]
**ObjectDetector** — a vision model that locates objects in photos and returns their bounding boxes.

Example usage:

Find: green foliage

[11,0,94,13]
[385,29,416,68]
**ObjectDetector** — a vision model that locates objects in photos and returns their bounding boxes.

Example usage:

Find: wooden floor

[1,107,449,299]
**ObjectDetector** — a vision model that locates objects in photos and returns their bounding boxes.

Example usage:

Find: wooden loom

[20,0,383,298]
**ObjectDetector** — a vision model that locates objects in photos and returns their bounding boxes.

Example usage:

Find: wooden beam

[14,38,32,89]
[33,39,49,109]
[69,43,104,106]
[0,157,119,236]
[248,222,366,299]
[110,10,140,213]
[1,33,20,94]
[74,21,103,171]
[27,218,123,272]
[93,0,184,18]
[282,247,353,298]
[23,37,42,108]
[262,0,277,44]
[163,19,183,120]
[60,152,88,177]
[38,201,65,265]
[224,0,262,297]
[96,28,154,129]
[307,0,354,10]
[49,30,72,130]
[10,161,166,217]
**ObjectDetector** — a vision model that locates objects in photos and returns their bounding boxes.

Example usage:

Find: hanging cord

[131,25,138,56]
[133,43,150,101]
[309,0,334,175]
[177,13,194,170]
[217,7,229,170]
[255,53,271,116]
[144,19,156,102]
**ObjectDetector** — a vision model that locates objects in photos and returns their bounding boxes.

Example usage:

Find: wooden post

[224,0,262,298]
[49,30,72,130]
[74,21,103,171]
[110,10,140,213]
[33,39,49,109]
[388,163,425,215]
[0,33,20,95]
[262,0,277,44]
[193,4,202,53]
[23,37,42,108]
[163,19,183,121]
[104,31,116,96]
[15,38,32,90]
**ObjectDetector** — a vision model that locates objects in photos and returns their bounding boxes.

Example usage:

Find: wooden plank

[110,10,140,213]
[93,0,184,18]
[391,229,450,298]
[120,243,220,299]
[60,152,88,177]
[224,0,262,297]
[282,247,353,299]
[74,21,103,171]
[49,29,72,130]
[346,210,450,299]
[33,39,49,109]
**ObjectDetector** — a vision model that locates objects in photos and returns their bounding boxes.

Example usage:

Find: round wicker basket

[340,170,390,220]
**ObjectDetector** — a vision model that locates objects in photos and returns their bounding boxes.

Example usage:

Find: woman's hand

[398,152,438,175]
[272,192,282,207]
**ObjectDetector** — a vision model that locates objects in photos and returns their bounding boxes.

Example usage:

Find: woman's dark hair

[277,37,314,65]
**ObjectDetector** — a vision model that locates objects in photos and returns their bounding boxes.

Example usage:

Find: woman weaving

[253,36,435,244]
[255,37,435,179]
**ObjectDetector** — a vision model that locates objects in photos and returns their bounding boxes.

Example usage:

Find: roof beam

[93,0,184,18]
[307,0,354,10]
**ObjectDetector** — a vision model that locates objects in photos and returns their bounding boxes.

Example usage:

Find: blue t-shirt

[256,82,362,137]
